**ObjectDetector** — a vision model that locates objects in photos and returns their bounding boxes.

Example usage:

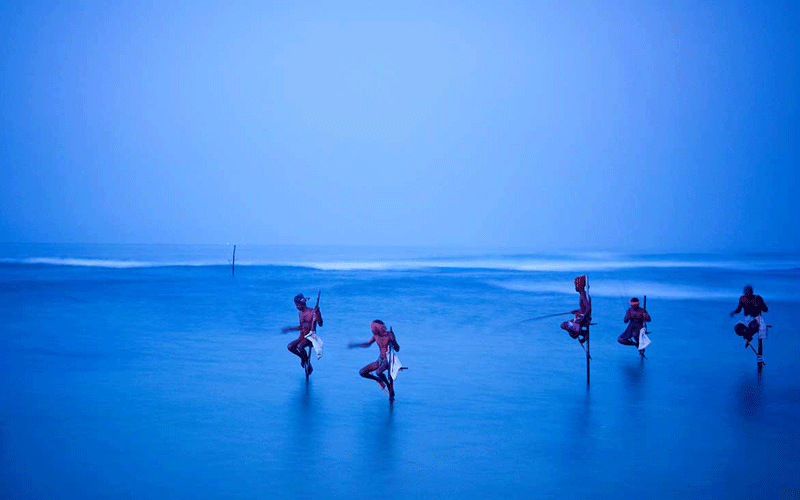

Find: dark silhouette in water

[730,285,768,344]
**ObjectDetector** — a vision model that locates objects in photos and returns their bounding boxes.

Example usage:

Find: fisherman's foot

[376,380,390,395]
[306,364,313,376]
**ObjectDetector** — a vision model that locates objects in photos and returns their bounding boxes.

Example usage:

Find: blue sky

[1,0,797,251]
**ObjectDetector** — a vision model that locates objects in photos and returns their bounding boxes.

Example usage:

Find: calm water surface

[1,245,798,499]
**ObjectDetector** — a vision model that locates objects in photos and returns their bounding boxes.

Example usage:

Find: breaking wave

[1,255,797,273]
[296,257,799,273]
[0,258,226,269]
[486,279,784,301]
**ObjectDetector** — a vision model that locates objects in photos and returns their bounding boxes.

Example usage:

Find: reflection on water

[735,372,763,420]
[358,401,397,480]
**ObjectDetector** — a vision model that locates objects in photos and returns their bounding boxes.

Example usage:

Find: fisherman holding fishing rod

[282,291,323,378]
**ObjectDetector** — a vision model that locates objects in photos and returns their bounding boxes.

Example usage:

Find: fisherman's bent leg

[618,330,637,346]
[297,338,312,371]
[735,322,755,342]
[561,321,580,339]
[359,361,383,385]
[287,338,309,367]
[375,360,391,387]
[376,360,394,399]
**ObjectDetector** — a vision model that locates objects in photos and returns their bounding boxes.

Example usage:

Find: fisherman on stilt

[730,285,768,346]
[560,275,592,344]
[618,297,651,356]
[349,320,400,401]
[282,293,323,377]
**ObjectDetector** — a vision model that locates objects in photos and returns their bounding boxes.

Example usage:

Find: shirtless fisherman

[282,293,323,377]
[618,297,651,354]
[730,285,768,345]
[560,275,592,343]
[348,320,400,401]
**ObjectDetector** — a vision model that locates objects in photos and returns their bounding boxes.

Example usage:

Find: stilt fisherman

[730,285,768,345]
[618,297,651,354]
[282,293,323,377]
[561,275,592,343]
[349,320,401,401]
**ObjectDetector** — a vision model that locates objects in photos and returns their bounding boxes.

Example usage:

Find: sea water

[1,244,798,499]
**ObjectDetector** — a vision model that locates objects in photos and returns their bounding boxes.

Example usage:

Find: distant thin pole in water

[229,245,236,276]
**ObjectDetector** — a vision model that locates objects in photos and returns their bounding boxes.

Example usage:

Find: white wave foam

[0,258,227,269]
[2,255,797,273]
[487,279,766,301]
[297,258,798,273]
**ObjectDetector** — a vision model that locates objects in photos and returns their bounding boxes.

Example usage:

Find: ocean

[1,244,798,499]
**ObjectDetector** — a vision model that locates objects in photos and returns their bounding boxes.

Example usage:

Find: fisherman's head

[371,319,386,335]
[743,285,754,297]
[629,297,640,309]
[294,293,309,310]
[574,275,587,292]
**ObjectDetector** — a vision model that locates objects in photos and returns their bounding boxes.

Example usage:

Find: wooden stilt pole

[757,327,767,372]
[230,245,236,276]
[586,325,590,386]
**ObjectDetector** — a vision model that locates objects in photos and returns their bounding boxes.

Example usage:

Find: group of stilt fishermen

[282,293,402,401]
[559,275,769,356]
[281,278,769,401]
[559,275,652,358]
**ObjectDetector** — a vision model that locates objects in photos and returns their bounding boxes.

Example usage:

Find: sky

[0,0,798,252]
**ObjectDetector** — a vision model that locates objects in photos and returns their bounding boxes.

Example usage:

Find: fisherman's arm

[760,297,768,313]
[315,307,323,326]
[624,309,631,323]
[730,298,744,317]
[281,325,302,333]
[348,336,376,349]
[643,310,651,322]
[389,329,400,352]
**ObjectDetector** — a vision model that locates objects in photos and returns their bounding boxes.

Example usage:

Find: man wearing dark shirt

[730,285,768,344]
[618,297,651,352]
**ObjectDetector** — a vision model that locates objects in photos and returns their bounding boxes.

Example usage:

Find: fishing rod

[508,311,574,327]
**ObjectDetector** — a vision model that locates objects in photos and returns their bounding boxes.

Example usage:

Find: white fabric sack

[638,327,651,351]
[304,332,324,359]
[738,315,767,339]
[387,350,403,381]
